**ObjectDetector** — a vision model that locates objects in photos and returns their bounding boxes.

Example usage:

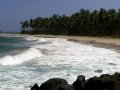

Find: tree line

[20,8,120,37]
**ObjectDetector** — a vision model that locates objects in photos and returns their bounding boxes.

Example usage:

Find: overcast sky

[0,0,120,32]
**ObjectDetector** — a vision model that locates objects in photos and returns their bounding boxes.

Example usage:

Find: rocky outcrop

[31,78,74,90]
[30,83,39,90]
[30,72,120,90]
[73,72,120,90]
[73,75,85,90]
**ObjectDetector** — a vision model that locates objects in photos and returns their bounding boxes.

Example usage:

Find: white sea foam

[0,36,120,90]
[33,39,120,79]
[25,36,47,42]
[0,48,42,66]
[24,36,38,41]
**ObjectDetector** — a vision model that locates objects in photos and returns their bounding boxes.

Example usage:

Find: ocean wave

[25,36,47,42]
[0,48,43,66]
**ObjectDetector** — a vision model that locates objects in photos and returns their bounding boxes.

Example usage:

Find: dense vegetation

[20,8,120,37]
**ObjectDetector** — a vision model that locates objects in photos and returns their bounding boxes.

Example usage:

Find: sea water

[0,35,120,90]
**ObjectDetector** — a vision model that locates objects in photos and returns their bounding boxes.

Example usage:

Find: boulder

[39,78,74,90]
[100,74,113,90]
[30,83,40,90]
[73,75,85,90]
[85,76,103,90]
[111,72,120,90]
[30,72,120,90]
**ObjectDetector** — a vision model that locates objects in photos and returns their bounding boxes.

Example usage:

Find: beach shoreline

[0,34,120,53]
[33,34,120,53]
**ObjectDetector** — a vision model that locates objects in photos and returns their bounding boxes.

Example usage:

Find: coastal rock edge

[30,72,120,90]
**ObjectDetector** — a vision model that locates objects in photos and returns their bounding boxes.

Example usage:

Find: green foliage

[20,8,120,37]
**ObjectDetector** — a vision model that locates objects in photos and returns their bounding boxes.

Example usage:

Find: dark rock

[95,69,103,73]
[85,76,103,90]
[39,78,74,90]
[111,72,120,90]
[100,74,111,78]
[30,72,120,90]
[30,83,39,90]
[56,84,74,90]
[84,74,114,90]
[112,72,120,77]
[73,75,85,90]
[100,74,113,90]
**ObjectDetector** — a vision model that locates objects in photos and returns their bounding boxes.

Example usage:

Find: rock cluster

[30,72,120,90]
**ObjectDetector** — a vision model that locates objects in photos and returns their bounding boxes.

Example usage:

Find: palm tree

[20,20,29,34]
[20,8,120,37]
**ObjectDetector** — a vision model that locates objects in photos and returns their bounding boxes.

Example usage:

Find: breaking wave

[0,48,43,66]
